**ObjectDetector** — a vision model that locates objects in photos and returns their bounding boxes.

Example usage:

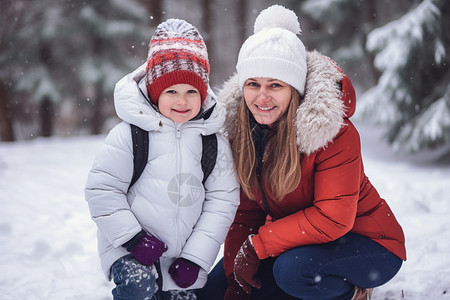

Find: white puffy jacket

[85,64,240,291]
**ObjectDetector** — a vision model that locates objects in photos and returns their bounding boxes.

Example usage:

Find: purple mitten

[168,258,200,288]
[125,231,168,266]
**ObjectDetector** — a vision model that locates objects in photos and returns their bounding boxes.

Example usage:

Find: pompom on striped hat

[145,19,210,105]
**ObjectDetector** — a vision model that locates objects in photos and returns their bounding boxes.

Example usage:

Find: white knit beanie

[236,5,307,95]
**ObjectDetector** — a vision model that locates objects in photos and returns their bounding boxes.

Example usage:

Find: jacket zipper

[175,123,182,251]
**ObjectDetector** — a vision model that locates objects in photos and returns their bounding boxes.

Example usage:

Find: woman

[197,5,406,300]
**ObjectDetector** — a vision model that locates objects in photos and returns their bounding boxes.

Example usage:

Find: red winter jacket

[218,51,406,278]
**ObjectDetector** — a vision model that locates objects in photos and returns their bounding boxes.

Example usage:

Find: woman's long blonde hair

[232,88,302,200]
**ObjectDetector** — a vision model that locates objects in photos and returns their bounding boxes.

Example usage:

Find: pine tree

[357,0,450,156]
[299,0,417,92]
[70,0,151,134]
[300,0,379,92]
[2,0,151,139]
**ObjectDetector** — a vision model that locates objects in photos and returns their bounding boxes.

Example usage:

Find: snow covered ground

[0,122,449,299]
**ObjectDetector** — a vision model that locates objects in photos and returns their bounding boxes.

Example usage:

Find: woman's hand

[233,235,261,293]
[224,274,251,300]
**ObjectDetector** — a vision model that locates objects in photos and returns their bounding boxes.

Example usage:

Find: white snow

[0,122,449,299]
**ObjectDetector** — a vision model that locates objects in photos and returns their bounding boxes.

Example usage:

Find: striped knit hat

[146,19,209,105]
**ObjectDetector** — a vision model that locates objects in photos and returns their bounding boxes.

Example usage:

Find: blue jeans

[111,254,197,300]
[197,233,402,300]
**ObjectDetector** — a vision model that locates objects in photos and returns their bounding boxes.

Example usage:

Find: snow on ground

[0,122,449,299]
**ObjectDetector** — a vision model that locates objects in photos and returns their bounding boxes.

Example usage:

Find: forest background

[1,0,449,159]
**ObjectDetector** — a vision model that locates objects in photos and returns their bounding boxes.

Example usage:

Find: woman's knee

[111,255,159,300]
[272,250,354,299]
[272,250,313,292]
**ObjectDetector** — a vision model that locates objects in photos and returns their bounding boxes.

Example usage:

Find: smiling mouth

[256,105,275,111]
[173,109,190,113]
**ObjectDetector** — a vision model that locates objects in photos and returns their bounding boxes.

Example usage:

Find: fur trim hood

[218,51,356,155]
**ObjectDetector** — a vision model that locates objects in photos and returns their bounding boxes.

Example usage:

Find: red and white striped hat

[145,19,209,105]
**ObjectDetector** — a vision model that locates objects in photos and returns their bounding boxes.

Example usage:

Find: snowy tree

[1,0,151,140]
[71,0,151,134]
[299,0,415,92]
[0,1,29,141]
[357,0,450,156]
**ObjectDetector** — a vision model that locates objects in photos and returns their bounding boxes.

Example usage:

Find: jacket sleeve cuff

[250,234,269,260]
[122,229,145,251]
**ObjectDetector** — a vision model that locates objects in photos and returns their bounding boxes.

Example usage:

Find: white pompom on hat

[236,5,307,95]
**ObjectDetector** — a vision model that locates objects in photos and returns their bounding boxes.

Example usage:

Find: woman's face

[243,77,292,127]
[158,84,202,123]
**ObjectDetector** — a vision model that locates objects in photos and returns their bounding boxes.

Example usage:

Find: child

[85,19,240,300]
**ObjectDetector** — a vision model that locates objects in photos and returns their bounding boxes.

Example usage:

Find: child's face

[158,84,202,123]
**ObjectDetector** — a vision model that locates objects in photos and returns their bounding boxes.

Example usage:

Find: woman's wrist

[250,234,269,260]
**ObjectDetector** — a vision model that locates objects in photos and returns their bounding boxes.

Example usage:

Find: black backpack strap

[129,124,217,188]
[201,133,218,185]
[129,124,149,189]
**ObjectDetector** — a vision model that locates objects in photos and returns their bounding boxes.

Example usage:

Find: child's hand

[128,231,168,266]
[168,258,200,288]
